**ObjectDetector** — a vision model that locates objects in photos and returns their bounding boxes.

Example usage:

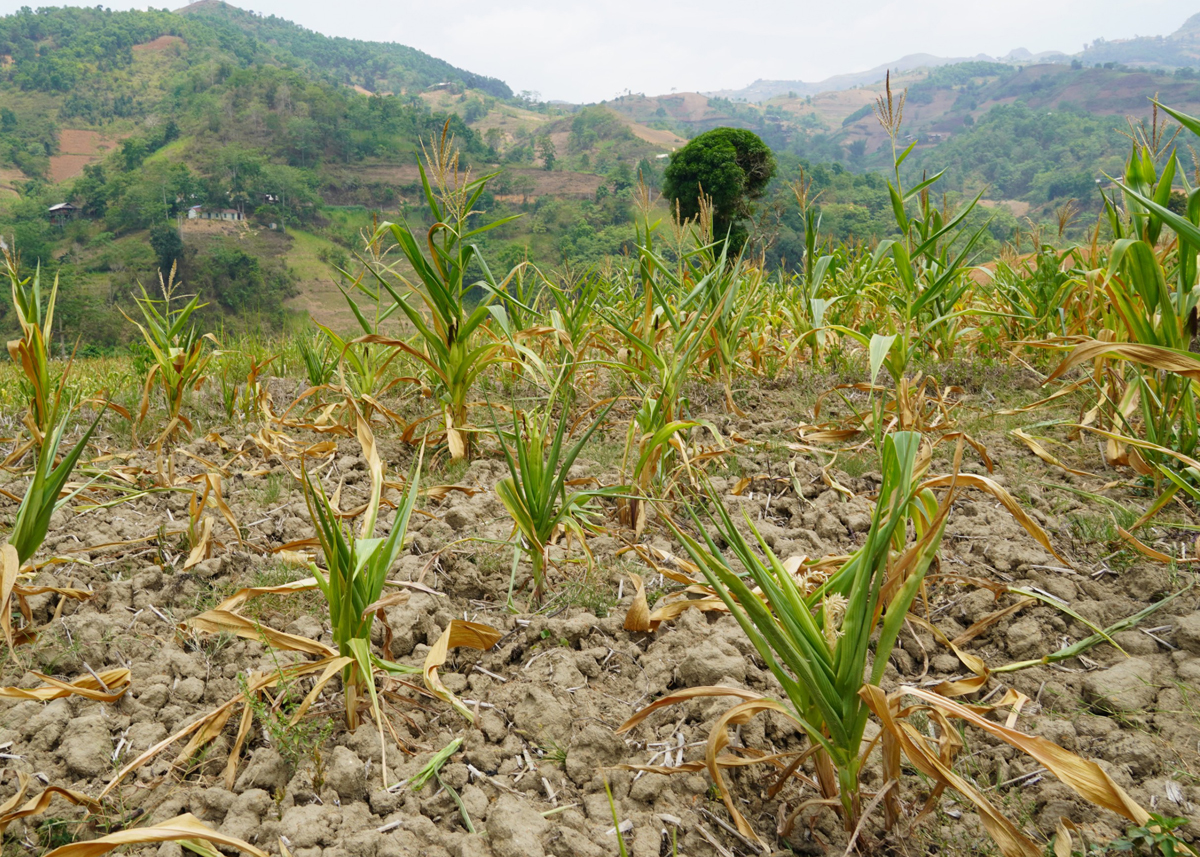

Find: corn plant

[3,248,58,437]
[640,432,945,831]
[123,265,217,440]
[11,402,105,568]
[621,435,1154,855]
[1049,102,1200,502]
[359,123,521,459]
[300,430,424,729]
[493,383,622,604]
[606,226,731,508]
[297,329,337,388]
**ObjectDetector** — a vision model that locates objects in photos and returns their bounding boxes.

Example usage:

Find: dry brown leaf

[0,669,130,702]
[1010,429,1094,478]
[184,609,336,658]
[183,515,214,570]
[616,686,764,735]
[213,579,320,612]
[646,595,729,630]
[704,697,799,846]
[903,686,1150,826]
[860,685,1041,857]
[424,620,501,721]
[42,813,268,857]
[951,598,1036,647]
[1048,339,1200,384]
[361,590,410,618]
[446,414,466,462]
[1116,527,1200,563]
[623,573,650,632]
[0,773,100,833]
[0,544,17,649]
[919,472,1068,564]
[101,657,348,798]
[423,484,482,503]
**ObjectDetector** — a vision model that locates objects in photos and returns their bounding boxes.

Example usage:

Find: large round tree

[662,127,776,252]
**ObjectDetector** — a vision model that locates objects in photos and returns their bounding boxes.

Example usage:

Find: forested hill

[175,1,511,98]
[0,3,508,102]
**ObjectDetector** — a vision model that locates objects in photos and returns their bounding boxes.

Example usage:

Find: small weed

[35,817,78,850]
[240,671,335,775]
[256,471,286,506]
[540,740,568,765]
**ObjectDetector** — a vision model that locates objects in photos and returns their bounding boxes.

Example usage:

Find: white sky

[3,0,1196,102]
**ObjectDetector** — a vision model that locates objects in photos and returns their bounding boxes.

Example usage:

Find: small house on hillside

[187,205,244,222]
[47,202,78,226]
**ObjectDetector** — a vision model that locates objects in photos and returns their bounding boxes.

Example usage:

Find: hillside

[0,5,690,344]
[6,3,1200,353]
[176,0,512,98]
[605,61,1200,213]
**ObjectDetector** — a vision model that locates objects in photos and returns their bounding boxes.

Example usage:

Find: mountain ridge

[705,13,1200,103]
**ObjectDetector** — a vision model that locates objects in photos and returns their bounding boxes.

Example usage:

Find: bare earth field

[1,363,1198,857]
[49,130,124,184]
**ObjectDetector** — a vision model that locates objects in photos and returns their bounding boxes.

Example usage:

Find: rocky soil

[2,376,1200,857]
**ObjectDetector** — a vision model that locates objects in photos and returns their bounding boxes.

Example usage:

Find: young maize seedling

[123,265,218,442]
[300,418,424,729]
[494,383,622,605]
[3,248,59,438]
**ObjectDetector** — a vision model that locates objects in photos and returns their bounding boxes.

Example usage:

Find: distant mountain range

[706,13,1200,103]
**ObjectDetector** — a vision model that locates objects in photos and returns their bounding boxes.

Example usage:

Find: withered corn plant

[619,433,1155,855]
[493,378,622,604]
[123,264,218,442]
[357,122,523,459]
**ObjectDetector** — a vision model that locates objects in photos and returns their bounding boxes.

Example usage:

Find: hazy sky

[4,0,1197,101]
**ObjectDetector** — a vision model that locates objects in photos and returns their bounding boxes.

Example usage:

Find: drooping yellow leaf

[0,773,99,833]
[903,686,1151,826]
[42,813,267,857]
[0,669,130,702]
[919,472,1068,564]
[616,686,764,735]
[184,609,336,657]
[861,685,1041,857]
[424,620,501,721]
[623,573,650,632]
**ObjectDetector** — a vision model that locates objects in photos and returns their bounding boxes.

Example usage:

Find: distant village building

[187,205,244,222]
[47,202,78,226]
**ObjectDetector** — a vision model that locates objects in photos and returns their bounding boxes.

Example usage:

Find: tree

[537,134,556,171]
[662,127,776,251]
[150,221,183,275]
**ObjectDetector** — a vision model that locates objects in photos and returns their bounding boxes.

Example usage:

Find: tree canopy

[662,127,776,251]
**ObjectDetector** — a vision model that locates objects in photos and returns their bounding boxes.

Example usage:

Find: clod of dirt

[1080,657,1160,714]
[1173,611,1200,654]
[678,637,747,686]
[1004,617,1045,659]
[235,746,290,793]
[566,722,626,786]
[512,686,572,743]
[219,789,275,842]
[486,793,551,857]
[325,745,368,802]
[60,714,113,779]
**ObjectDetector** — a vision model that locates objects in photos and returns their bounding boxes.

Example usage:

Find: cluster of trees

[0,105,55,178]
[181,1,512,97]
[0,3,504,100]
[907,102,1125,203]
[0,7,197,93]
